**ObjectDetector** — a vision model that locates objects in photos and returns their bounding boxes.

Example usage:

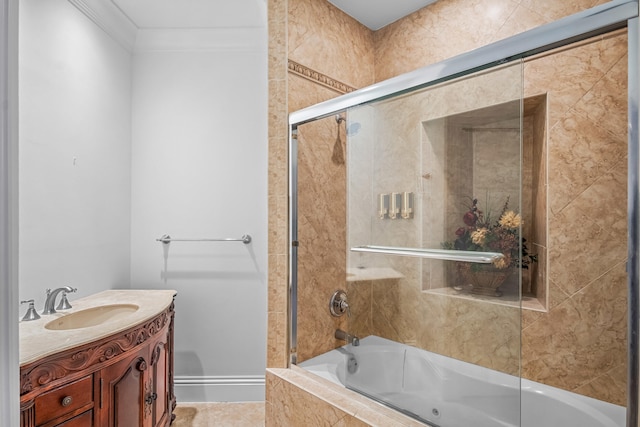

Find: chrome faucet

[335,329,360,346]
[20,299,41,321]
[42,286,77,315]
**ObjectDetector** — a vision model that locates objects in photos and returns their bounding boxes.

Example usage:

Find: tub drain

[432,408,440,418]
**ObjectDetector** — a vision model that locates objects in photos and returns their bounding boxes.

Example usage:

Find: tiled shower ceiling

[327,0,438,30]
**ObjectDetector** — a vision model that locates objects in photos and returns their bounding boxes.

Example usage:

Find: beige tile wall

[266,368,428,426]
[267,0,289,369]
[293,106,347,362]
[373,0,610,82]
[267,0,375,369]
[288,0,374,90]
[521,31,628,404]
[288,0,375,367]
[267,0,629,413]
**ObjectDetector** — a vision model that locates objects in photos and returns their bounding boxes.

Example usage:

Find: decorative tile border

[288,60,356,94]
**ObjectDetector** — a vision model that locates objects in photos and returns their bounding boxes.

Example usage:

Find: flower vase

[456,263,512,297]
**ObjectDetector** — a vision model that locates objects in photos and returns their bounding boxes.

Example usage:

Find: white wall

[1,0,20,424]
[18,0,132,305]
[18,0,267,404]
[129,36,267,401]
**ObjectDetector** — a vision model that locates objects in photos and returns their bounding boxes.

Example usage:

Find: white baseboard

[174,375,265,403]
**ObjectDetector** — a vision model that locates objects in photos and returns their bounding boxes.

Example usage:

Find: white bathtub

[299,336,625,427]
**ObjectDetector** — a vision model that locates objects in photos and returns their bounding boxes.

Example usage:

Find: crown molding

[67,0,267,53]
[134,27,267,52]
[68,0,137,52]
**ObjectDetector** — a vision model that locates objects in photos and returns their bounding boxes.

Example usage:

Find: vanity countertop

[19,289,176,366]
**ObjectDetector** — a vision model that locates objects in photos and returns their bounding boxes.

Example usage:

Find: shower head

[347,122,361,136]
[332,114,360,165]
[335,114,360,136]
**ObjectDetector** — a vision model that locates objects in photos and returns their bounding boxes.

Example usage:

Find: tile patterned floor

[172,402,265,427]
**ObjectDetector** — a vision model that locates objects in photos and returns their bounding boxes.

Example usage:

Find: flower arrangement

[442,196,536,270]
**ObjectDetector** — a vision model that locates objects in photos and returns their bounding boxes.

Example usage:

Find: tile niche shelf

[421,95,548,312]
[346,266,404,282]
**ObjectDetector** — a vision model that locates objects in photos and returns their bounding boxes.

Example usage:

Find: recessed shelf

[346,267,404,282]
[425,286,547,312]
[420,94,548,311]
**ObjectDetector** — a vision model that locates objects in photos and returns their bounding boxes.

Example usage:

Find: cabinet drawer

[35,375,93,426]
[55,410,93,427]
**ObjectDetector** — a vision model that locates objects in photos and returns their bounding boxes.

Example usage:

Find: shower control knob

[329,290,351,317]
[340,300,351,317]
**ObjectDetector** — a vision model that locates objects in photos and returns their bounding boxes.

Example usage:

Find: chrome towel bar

[350,245,503,264]
[156,234,252,244]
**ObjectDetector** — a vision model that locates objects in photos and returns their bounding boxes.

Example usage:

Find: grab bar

[350,245,503,264]
[156,234,252,244]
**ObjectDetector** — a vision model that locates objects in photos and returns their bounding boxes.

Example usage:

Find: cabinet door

[150,339,170,427]
[100,350,147,427]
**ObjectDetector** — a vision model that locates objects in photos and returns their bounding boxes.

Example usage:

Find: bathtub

[299,336,625,427]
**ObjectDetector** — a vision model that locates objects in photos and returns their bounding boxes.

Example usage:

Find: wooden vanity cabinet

[20,301,176,427]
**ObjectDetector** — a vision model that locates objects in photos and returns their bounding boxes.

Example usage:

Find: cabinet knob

[137,359,147,372]
[61,395,73,407]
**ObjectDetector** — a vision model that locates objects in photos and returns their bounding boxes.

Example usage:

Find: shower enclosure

[289,1,638,426]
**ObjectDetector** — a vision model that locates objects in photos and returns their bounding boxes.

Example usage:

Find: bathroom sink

[44,304,140,331]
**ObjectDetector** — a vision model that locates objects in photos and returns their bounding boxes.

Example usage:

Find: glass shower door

[344,61,525,427]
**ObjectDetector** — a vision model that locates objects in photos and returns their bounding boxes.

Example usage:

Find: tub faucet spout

[335,329,359,346]
[42,286,77,315]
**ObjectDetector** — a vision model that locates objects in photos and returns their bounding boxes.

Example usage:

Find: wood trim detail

[20,400,35,427]
[151,343,162,366]
[20,306,172,395]
[287,60,357,94]
[168,302,177,423]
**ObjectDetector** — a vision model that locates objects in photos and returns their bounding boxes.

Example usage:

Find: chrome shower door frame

[288,1,640,425]
[628,15,640,427]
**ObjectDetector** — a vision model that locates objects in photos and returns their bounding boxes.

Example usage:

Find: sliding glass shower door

[343,62,524,426]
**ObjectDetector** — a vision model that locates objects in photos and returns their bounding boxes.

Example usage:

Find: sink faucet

[42,286,77,315]
[335,329,360,346]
